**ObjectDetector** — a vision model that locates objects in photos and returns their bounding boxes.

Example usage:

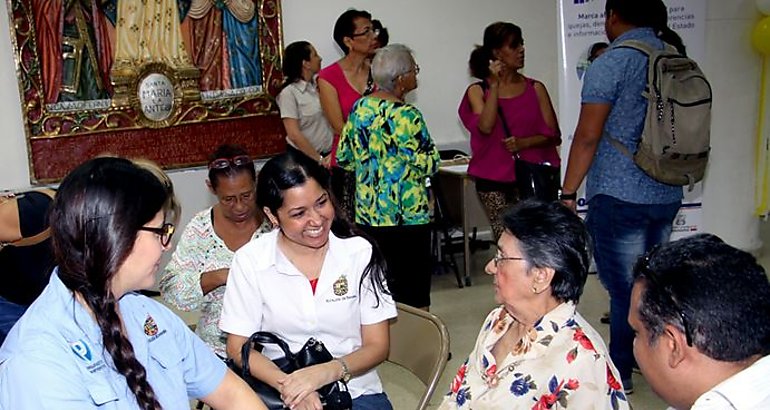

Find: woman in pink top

[318,9,379,220]
[459,22,561,239]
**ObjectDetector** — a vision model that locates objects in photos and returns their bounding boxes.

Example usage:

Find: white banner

[556,0,707,240]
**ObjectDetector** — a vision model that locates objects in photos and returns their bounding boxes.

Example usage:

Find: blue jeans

[586,195,680,382]
[353,392,392,410]
[0,295,28,346]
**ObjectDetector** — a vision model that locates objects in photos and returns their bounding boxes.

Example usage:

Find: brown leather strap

[6,227,51,247]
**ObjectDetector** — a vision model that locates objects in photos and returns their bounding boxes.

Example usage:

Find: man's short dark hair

[633,233,770,361]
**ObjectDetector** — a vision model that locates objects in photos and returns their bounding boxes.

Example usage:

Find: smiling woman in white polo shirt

[220,150,397,410]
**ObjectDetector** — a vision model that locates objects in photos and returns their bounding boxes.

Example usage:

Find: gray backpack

[608,40,712,191]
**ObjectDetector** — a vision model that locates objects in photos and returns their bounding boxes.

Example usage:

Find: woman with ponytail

[221,150,396,410]
[0,157,265,409]
[276,41,334,165]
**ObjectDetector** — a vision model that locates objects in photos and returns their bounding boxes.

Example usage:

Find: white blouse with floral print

[159,207,272,357]
[439,302,630,410]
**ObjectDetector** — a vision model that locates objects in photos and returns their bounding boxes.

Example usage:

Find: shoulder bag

[226,331,352,410]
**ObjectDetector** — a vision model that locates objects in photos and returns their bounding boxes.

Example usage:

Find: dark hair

[483,22,523,54]
[468,46,492,80]
[605,0,686,55]
[372,19,389,47]
[50,157,168,410]
[501,200,591,303]
[207,144,256,190]
[281,41,312,91]
[633,233,770,361]
[256,151,389,303]
[332,8,372,54]
[588,42,609,62]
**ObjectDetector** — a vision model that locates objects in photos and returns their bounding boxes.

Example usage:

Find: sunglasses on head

[208,155,252,170]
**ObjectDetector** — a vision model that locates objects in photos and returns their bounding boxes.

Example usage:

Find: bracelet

[335,358,351,383]
[559,191,577,201]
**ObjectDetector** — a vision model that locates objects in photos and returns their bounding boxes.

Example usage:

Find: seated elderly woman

[160,144,271,357]
[337,43,440,310]
[439,200,629,409]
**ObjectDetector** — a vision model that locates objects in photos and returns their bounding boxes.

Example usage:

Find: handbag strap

[240,331,295,377]
[479,80,518,159]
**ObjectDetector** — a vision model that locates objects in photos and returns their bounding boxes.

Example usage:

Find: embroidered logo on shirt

[333,275,349,296]
[70,339,93,362]
[144,315,159,336]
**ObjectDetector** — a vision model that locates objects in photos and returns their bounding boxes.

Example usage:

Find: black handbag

[226,331,352,410]
[496,103,560,202]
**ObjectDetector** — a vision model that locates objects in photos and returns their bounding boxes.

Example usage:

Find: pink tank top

[459,78,560,182]
[318,62,363,167]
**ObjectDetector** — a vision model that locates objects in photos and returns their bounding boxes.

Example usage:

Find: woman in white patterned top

[160,144,271,356]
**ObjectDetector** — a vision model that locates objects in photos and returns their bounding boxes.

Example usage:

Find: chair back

[388,303,450,410]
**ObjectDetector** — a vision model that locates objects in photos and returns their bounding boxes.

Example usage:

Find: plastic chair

[387,303,450,410]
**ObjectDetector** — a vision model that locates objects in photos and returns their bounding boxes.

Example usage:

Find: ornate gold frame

[6,0,286,182]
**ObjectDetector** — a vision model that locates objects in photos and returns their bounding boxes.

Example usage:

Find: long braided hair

[50,157,168,409]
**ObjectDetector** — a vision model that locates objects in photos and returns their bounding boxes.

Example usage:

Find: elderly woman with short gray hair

[337,44,440,310]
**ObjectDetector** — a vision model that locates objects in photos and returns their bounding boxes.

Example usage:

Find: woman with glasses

[220,150,396,410]
[337,44,440,311]
[276,41,333,165]
[0,157,266,409]
[318,8,380,220]
[160,144,271,357]
[459,22,561,240]
[439,200,629,410]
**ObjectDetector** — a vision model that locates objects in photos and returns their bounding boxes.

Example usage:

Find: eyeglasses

[491,252,525,268]
[350,27,380,38]
[139,222,175,247]
[208,155,252,170]
[398,65,420,78]
[639,249,694,347]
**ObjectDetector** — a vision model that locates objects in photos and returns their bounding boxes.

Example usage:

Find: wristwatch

[336,358,351,383]
[559,190,577,201]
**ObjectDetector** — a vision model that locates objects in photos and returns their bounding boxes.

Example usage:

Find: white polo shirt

[220,229,397,398]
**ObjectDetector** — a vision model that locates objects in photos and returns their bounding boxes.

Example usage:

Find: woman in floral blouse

[160,144,271,357]
[439,200,629,410]
[337,44,440,310]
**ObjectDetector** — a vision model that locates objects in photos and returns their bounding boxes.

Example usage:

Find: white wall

[0,0,763,250]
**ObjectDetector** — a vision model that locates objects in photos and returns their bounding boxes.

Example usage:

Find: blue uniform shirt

[0,270,226,409]
[581,27,683,205]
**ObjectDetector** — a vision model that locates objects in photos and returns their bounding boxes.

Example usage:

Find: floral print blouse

[159,207,272,357]
[439,302,629,410]
[337,97,440,227]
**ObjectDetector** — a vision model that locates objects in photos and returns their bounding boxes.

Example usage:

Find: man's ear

[662,324,689,368]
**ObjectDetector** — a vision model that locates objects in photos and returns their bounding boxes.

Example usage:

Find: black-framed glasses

[350,27,380,38]
[208,155,252,170]
[139,222,175,247]
[639,250,694,347]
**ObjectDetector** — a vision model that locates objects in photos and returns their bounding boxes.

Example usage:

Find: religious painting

[7,0,285,182]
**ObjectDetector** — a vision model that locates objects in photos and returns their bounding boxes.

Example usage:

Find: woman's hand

[488,59,503,85]
[277,362,338,408]
[504,136,526,153]
[284,391,323,410]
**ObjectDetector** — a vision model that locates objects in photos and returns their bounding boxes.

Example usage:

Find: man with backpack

[560,0,703,394]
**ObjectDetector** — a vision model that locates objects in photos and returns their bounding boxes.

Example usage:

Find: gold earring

[531,285,538,294]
